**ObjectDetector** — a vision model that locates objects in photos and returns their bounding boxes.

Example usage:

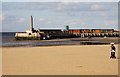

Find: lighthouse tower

[30,16,34,32]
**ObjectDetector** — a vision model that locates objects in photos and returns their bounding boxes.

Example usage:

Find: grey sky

[2,0,119,2]
[2,2,118,32]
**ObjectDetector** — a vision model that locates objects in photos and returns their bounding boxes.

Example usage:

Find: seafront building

[15,16,41,40]
[15,16,119,40]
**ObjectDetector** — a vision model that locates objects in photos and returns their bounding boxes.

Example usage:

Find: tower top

[30,16,33,32]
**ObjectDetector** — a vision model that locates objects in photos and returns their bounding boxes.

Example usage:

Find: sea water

[1,32,80,47]
[1,32,108,47]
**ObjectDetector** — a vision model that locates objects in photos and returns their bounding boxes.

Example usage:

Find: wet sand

[2,45,118,75]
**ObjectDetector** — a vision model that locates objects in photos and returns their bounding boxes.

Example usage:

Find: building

[15,16,41,40]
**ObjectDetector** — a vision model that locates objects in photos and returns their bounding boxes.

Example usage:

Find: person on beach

[110,43,116,58]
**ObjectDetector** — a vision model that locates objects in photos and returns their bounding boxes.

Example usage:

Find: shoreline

[1,37,119,47]
[1,43,118,48]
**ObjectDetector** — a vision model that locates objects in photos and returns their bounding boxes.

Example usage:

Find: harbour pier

[15,16,119,40]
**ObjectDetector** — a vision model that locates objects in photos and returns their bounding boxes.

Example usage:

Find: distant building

[15,16,41,40]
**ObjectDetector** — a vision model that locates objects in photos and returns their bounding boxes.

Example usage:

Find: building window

[29,33,31,35]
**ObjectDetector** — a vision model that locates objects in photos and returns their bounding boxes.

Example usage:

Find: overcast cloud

[2,2,118,32]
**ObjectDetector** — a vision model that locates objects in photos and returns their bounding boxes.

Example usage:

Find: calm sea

[1,32,109,47]
[1,32,81,47]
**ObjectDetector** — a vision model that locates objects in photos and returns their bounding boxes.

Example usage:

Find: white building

[15,16,41,40]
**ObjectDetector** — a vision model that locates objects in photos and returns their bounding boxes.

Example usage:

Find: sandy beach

[0,48,2,76]
[2,45,118,75]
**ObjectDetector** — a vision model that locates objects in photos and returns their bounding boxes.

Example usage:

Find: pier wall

[15,32,41,40]
[15,29,119,40]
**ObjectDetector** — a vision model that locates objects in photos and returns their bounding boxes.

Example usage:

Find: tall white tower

[30,16,33,32]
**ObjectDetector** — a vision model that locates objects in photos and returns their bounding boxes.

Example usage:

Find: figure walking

[110,43,116,59]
